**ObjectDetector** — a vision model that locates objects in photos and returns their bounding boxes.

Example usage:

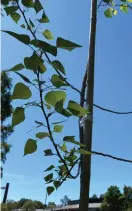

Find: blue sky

[1,0,132,205]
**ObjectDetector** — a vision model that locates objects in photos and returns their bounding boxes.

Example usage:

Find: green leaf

[127,0,132,2]
[113,9,117,15]
[30,39,57,56]
[53,125,63,133]
[43,29,54,40]
[78,149,92,155]
[10,12,20,23]
[14,72,32,84]
[36,132,49,139]
[47,186,54,195]
[4,6,18,15]
[22,0,34,8]
[12,107,25,127]
[120,4,128,12]
[104,8,113,18]
[44,173,53,182]
[50,60,65,75]
[67,100,88,117]
[39,63,47,73]
[44,149,53,156]
[11,83,32,100]
[61,142,67,152]
[64,136,85,147]
[44,165,54,172]
[10,63,25,72]
[54,181,61,189]
[38,11,49,23]
[57,37,82,51]
[34,0,43,13]
[2,31,30,45]
[24,54,43,70]
[29,18,35,28]
[45,91,66,107]
[55,100,72,117]
[51,74,67,88]
[1,0,10,6]
[21,24,26,29]
[24,139,37,156]
[44,103,52,110]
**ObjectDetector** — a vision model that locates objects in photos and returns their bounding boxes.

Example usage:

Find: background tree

[47,202,56,209]
[33,200,45,209]
[91,194,98,199]
[60,195,71,206]
[1,71,13,177]
[17,198,29,208]
[22,200,35,211]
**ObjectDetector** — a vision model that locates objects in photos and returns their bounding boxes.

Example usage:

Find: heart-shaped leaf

[11,83,32,100]
[45,91,66,107]
[12,107,25,127]
[67,100,88,117]
[51,74,67,88]
[44,173,53,182]
[47,186,54,195]
[24,139,37,156]
[10,12,20,23]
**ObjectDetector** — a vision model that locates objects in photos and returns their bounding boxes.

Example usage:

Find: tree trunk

[79,0,97,211]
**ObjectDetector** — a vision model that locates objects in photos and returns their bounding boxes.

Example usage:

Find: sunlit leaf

[47,186,54,195]
[51,74,67,88]
[12,107,25,127]
[10,63,25,71]
[120,4,128,12]
[54,125,63,133]
[67,100,88,117]
[78,149,92,155]
[2,30,30,45]
[104,8,113,18]
[50,60,65,75]
[4,6,18,15]
[11,83,32,100]
[24,139,37,156]
[39,63,47,73]
[44,165,54,172]
[45,91,66,107]
[14,72,32,84]
[61,142,67,152]
[10,12,20,23]
[64,136,85,147]
[55,100,72,117]
[36,132,49,139]
[43,29,54,40]
[44,103,52,110]
[57,37,82,51]
[127,0,132,2]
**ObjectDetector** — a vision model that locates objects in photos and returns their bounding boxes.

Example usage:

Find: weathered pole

[79,0,97,210]
[3,183,10,204]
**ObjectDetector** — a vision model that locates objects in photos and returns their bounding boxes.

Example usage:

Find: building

[45,198,103,211]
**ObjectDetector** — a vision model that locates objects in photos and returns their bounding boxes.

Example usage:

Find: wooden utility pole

[3,183,10,204]
[79,0,97,210]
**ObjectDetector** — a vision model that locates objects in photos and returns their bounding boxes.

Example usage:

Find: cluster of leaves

[102,0,132,18]
[2,0,92,196]
[101,185,132,211]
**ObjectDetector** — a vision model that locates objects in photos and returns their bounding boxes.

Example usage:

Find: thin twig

[92,150,132,163]
[94,104,132,114]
